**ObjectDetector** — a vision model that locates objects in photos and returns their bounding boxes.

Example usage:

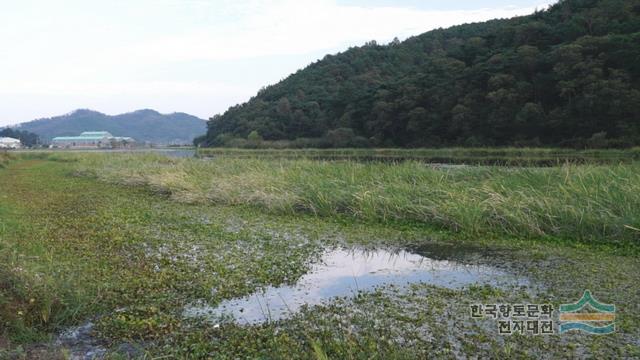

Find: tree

[247,130,263,143]
[200,0,640,148]
[0,129,40,147]
[277,97,291,116]
[326,128,356,147]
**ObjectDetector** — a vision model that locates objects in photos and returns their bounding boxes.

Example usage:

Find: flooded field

[1,152,638,359]
[185,247,528,325]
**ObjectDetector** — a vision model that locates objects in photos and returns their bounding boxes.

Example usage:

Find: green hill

[202,0,640,148]
[18,109,206,145]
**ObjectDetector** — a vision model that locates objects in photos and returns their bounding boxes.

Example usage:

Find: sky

[0,0,552,127]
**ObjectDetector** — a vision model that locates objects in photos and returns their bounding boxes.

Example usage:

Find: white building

[0,137,21,149]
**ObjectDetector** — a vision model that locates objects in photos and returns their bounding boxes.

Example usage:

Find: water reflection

[185,247,527,325]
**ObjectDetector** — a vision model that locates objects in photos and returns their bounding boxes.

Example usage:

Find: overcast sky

[0,0,552,126]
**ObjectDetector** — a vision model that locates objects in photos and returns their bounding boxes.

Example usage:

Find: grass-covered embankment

[75,152,640,246]
[197,147,640,166]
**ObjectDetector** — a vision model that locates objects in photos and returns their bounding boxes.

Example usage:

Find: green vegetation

[1,153,639,358]
[0,152,12,168]
[201,0,640,148]
[74,152,640,245]
[197,147,640,165]
[0,129,40,148]
[17,109,206,144]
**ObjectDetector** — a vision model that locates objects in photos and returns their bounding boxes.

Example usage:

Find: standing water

[151,148,196,158]
[185,247,528,325]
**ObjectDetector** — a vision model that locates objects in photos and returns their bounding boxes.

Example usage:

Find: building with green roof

[51,131,135,149]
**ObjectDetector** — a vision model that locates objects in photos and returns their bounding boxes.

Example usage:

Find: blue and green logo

[559,290,615,334]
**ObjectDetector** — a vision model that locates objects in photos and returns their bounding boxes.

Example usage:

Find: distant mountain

[203,0,640,148]
[17,109,207,144]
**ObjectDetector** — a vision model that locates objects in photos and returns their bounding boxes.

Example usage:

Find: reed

[73,152,640,244]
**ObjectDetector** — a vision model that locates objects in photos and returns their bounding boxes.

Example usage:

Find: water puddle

[185,247,528,325]
[55,322,107,360]
[54,320,143,360]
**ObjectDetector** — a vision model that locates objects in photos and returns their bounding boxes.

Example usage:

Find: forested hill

[17,109,207,144]
[203,0,640,148]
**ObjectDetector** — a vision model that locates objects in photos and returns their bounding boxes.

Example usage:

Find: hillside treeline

[202,0,640,148]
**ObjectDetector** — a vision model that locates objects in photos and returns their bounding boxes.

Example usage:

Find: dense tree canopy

[203,0,640,148]
[0,128,40,147]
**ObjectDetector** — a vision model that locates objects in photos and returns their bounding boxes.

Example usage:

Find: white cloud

[0,0,552,125]
[0,80,247,97]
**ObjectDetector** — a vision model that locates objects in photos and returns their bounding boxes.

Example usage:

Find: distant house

[51,131,135,149]
[0,137,21,149]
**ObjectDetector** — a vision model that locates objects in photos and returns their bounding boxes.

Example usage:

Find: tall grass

[0,151,12,168]
[73,153,640,244]
[197,147,640,166]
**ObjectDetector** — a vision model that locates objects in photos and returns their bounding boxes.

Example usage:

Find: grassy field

[1,151,639,358]
[0,152,12,168]
[197,147,640,166]
[74,152,640,246]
